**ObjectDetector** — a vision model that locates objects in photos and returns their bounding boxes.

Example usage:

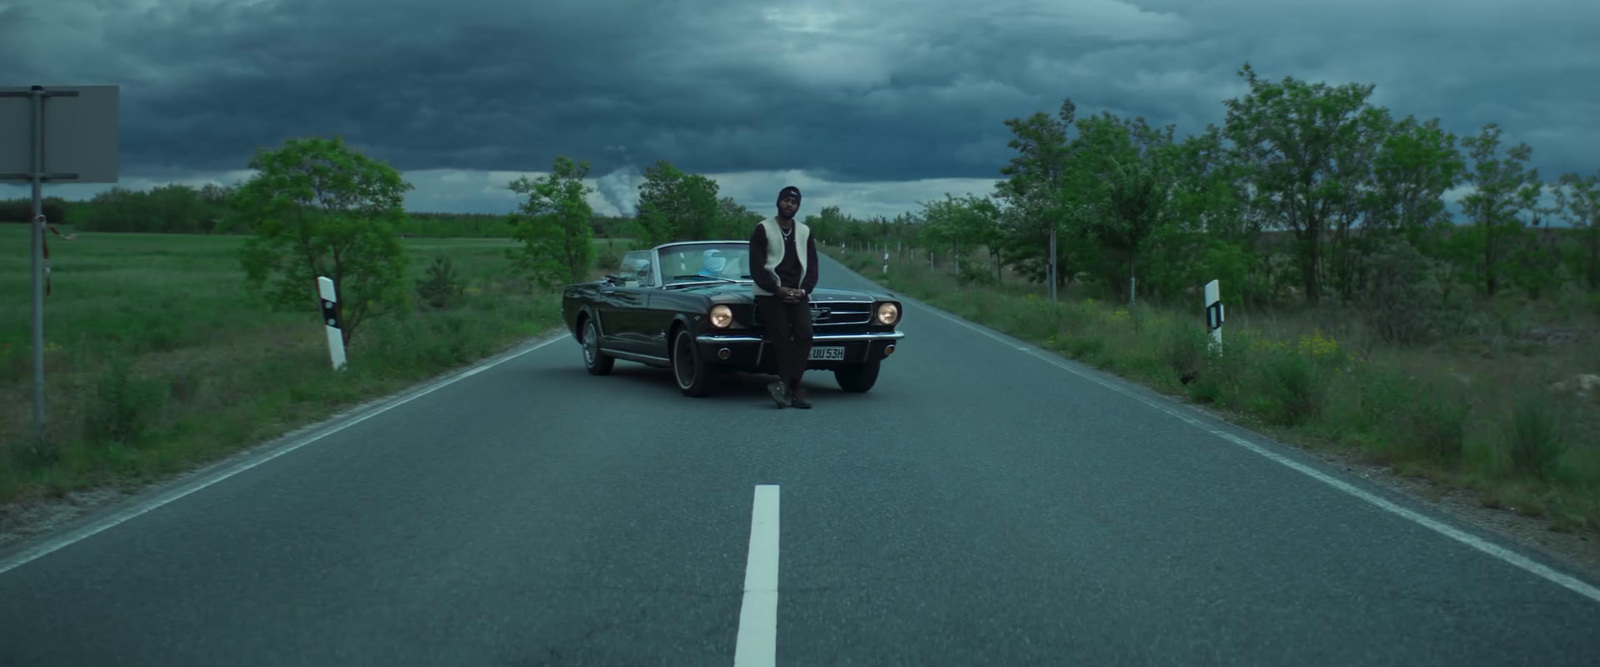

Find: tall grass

[0,228,573,504]
[831,246,1600,533]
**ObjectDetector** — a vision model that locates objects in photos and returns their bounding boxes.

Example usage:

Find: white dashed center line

[734,484,781,666]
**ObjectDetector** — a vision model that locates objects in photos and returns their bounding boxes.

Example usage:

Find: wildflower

[1297,328,1338,359]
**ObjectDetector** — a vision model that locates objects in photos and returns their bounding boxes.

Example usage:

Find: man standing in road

[749,185,819,409]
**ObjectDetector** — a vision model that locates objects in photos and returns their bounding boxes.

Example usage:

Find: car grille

[809,302,873,326]
[742,300,870,326]
[746,301,875,327]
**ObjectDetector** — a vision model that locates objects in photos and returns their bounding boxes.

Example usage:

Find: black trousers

[756,295,813,387]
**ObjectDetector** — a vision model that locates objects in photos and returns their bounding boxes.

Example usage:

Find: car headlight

[875,302,900,325]
[709,304,733,328]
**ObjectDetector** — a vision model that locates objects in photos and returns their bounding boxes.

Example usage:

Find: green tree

[1551,169,1600,291]
[920,194,1003,281]
[634,161,721,245]
[232,136,413,348]
[1071,112,1176,304]
[995,99,1085,296]
[198,182,238,234]
[507,155,597,288]
[1222,63,1380,304]
[715,196,763,239]
[1460,123,1542,296]
[1155,126,1260,305]
[1363,115,1464,253]
[1324,105,1389,302]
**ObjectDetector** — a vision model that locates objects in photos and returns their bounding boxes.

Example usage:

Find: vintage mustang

[560,240,905,397]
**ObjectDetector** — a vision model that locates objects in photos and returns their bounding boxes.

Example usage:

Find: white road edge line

[0,333,572,577]
[734,484,781,667]
[915,300,1600,605]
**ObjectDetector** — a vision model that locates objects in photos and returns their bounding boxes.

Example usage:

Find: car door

[603,251,657,357]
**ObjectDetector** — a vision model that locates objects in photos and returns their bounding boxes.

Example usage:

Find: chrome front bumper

[694,330,904,367]
[695,331,906,344]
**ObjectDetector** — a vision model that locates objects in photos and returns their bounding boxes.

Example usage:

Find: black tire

[672,327,715,397]
[580,317,614,376]
[834,360,881,393]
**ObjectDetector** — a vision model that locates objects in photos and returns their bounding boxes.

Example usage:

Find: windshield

[657,243,754,286]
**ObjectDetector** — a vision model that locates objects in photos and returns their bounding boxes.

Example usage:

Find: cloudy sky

[3,0,1597,220]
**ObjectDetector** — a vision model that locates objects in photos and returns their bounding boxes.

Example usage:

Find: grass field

[826,245,1600,535]
[4,223,1595,543]
[0,225,580,506]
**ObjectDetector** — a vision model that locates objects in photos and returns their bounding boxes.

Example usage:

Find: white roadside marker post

[318,276,347,370]
[1204,279,1224,354]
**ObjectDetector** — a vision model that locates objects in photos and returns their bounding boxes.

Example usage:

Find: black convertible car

[560,240,906,397]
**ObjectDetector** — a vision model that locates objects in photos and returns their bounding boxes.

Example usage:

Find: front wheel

[581,318,614,375]
[834,361,881,393]
[672,328,716,397]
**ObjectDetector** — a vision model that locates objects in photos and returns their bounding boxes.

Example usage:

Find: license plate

[810,346,845,361]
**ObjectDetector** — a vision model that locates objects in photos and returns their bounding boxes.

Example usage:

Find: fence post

[318,276,348,370]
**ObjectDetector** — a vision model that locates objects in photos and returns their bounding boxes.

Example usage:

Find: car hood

[670,282,882,303]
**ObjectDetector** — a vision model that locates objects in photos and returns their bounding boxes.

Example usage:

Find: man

[749,185,819,409]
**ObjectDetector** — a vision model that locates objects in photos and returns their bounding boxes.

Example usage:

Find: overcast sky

[3,0,1597,221]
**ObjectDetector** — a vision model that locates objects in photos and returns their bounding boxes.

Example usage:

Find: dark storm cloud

[7,0,1599,191]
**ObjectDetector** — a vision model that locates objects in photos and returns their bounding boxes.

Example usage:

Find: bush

[0,199,69,223]
[1185,330,1251,406]
[1398,377,1470,465]
[1067,335,1106,361]
[1254,349,1324,426]
[1161,319,1210,376]
[957,261,997,286]
[1363,238,1467,345]
[595,245,623,272]
[416,253,464,310]
[1507,394,1566,480]
[85,355,170,448]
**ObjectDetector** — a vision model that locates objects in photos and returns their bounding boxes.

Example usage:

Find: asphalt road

[4,254,1600,666]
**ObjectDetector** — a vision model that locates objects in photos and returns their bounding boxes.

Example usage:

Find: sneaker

[767,381,790,408]
[789,385,812,409]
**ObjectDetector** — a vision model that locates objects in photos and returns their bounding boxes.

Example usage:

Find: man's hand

[780,287,806,303]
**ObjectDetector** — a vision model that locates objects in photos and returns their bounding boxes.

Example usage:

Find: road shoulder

[822,254,1600,589]
[0,329,572,561]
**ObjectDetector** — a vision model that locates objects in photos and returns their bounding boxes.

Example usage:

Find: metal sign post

[0,85,120,452]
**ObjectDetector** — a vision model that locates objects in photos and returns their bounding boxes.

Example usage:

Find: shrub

[957,261,997,286]
[85,354,170,448]
[416,253,464,310]
[1255,349,1324,426]
[1363,238,1468,345]
[1401,377,1470,465]
[595,245,623,272]
[1161,319,1210,376]
[1507,394,1566,480]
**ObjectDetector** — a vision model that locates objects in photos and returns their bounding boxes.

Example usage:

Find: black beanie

[778,186,802,203]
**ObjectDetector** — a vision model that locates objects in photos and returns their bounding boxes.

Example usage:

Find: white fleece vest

[754,217,809,296]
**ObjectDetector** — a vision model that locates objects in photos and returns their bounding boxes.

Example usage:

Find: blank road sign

[0,85,120,183]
